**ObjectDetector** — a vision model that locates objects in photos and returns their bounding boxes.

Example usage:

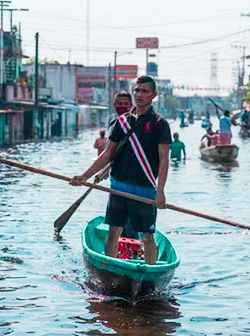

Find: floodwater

[0,117,249,335]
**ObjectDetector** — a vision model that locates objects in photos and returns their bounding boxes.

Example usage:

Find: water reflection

[200,160,239,172]
[170,158,186,171]
[213,162,239,173]
[73,296,181,336]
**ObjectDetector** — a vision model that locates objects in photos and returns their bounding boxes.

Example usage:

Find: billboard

[147,62,158,77]
[115,65,138,80]
[136,37,159,49]
[75,74,106,104]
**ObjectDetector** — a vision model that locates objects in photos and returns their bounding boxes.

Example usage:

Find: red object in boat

[118,237,144,259]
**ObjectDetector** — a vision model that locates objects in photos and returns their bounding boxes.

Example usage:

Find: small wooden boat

[82,216,180,300]
[199,139,239,163]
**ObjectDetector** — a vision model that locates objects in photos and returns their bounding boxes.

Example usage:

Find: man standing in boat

[70,76,172,264]
[217,110,238,144]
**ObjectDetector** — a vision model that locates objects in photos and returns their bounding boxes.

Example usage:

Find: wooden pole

[54,163,110,233]
[1,157,249,230]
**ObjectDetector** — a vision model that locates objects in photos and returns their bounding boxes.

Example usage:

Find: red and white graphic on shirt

[118,114,156,188]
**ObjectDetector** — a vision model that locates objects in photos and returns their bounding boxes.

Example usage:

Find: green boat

[82,216,180,300]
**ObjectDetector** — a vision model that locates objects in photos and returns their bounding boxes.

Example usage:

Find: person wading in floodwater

[170,132,186,162]
[94,129,107,156]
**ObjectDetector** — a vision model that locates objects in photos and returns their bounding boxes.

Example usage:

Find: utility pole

[107,62,112,126]
[34,32,39,112]
[0,1,29,99]
[7,8,28,84]
[232,45,246,87]
[239,46,246,109]
[33,32,40,137]
[113,50,117,93]
[210,52,219,96]
[0,0,11,99]
[240,12,250,78]
[239,46,246,88]
[86,0,89,65]
[232,44,246,108]
[6,8,29,32]
[146,49,149,75]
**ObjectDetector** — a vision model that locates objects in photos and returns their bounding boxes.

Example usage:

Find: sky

[7,0,250,91]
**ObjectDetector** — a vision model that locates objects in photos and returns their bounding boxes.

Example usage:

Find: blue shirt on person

[219,116,232,135]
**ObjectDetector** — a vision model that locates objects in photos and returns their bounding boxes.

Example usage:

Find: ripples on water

[0,120,250,335]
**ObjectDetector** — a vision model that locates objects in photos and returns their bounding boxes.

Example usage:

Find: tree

[24,57,60,65]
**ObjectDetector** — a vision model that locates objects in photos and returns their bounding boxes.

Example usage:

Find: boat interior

[84,217,178,265]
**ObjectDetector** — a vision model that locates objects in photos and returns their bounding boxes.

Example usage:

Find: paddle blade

[53,165,109,234]
[54,187,93,233]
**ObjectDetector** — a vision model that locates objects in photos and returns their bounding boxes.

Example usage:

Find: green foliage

[243,84,250,103]
[24,57,60,65]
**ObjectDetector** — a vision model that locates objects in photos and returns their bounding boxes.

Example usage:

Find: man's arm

[231,116,239,126]
[69,141,117,185]
[156,143,169,208]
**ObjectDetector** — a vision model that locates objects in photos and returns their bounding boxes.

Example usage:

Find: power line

[161,28,250,49]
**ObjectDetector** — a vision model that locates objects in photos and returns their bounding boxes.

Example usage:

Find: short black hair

[224,110,230,116]
[114,90,132,103]
[100,129,105,137]
[136,75,156,92]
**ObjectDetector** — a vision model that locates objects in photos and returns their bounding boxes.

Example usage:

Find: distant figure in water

[188,109,194,123]
[179,110,187,127]
[170,132,186,161]
[94,129,107,156]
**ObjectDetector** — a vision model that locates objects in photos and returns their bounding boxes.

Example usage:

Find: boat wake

[172,272,244,291]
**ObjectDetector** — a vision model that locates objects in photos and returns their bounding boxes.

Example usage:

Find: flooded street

[1,118,250,335]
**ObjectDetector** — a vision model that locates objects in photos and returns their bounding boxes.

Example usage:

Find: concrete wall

[23,63,77,101]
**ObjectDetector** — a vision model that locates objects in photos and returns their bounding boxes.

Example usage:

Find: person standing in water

[94,129,107,156]
[170,132,186,161]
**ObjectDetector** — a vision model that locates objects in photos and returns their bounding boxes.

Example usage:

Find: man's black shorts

[105,194,157,233]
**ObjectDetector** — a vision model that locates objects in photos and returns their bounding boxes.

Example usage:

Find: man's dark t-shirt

[109,107,172,187]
